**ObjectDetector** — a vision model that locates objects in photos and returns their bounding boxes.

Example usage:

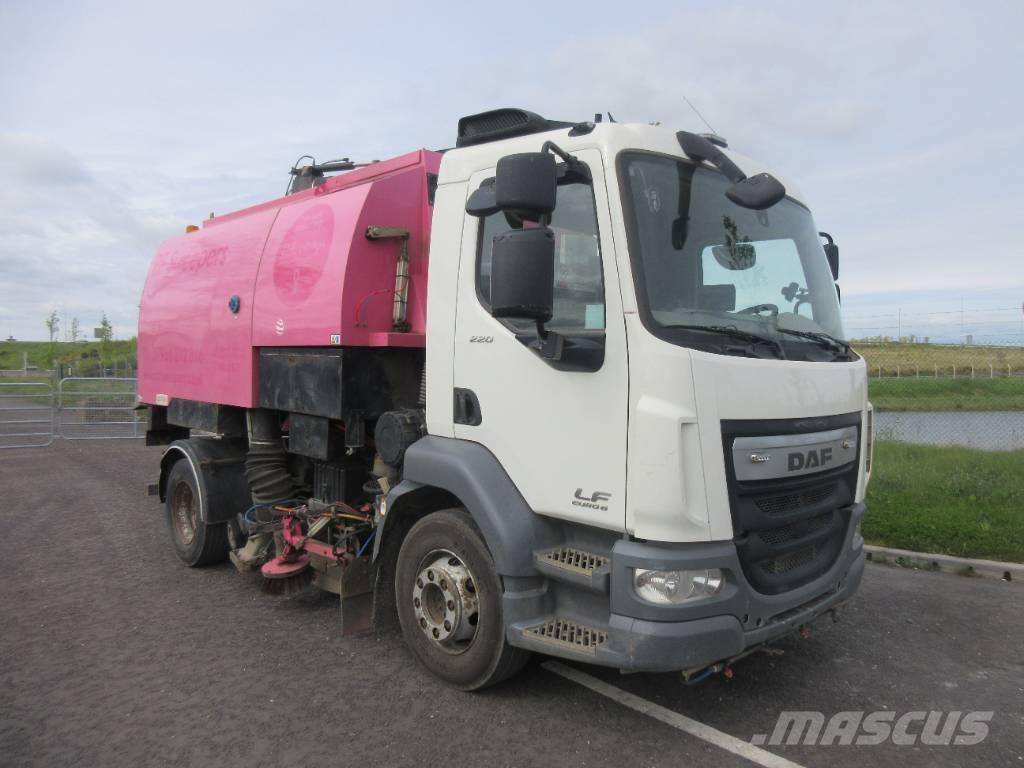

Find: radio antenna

[682,94,717,135]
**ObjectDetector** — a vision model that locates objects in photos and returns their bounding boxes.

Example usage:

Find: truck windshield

[620,152,847,361]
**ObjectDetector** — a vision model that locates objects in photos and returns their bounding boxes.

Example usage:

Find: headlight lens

[633,568,723,604]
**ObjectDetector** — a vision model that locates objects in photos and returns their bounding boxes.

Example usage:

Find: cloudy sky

[1,0,1022,342]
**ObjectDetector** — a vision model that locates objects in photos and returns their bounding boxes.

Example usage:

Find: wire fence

[0,377,141,448]
[856,341,1024,451]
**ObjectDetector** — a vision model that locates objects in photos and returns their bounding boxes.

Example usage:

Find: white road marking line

[542,661,807,768]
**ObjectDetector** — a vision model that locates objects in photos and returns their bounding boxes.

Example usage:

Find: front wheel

[164,459,229,567]
[395,509,530,690]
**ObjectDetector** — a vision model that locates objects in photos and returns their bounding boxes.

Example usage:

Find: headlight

[633,568,723,604]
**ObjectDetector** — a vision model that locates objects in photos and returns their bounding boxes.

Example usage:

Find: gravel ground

[1,440,1021,768]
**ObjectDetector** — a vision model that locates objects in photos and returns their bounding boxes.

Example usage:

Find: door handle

[453,388,482,426]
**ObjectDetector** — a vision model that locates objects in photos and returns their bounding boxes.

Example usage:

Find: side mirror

[490,228,555,322]
[820,232,839,280]
[495,152,557,220]
[725,173,786,210]
[466,152,558,220]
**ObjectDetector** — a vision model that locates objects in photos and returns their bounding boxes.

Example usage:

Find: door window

[477,182,604,334]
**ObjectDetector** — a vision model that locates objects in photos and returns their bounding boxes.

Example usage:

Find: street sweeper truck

[137,108,872,689]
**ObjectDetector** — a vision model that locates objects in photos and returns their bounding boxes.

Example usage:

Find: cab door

[452,149,628,532]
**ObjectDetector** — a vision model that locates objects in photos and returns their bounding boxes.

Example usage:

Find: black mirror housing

[490,228,555,321]
[824,243,839,280]
[495,153,557,220]
[725,173,786,210]
[466,184,498,217]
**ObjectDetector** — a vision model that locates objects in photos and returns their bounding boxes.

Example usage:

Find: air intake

[456,108,572,148]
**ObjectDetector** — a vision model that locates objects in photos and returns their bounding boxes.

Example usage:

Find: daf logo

[749,453,772,464]
[788,447,833,471]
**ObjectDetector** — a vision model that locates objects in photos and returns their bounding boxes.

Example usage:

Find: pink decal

[273,205,333,305]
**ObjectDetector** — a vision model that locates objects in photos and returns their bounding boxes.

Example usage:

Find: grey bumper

[601,545,863,672]
[508,502,866,673]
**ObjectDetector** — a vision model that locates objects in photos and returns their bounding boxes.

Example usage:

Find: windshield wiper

[661,324,786,359]
[775,328,850,357]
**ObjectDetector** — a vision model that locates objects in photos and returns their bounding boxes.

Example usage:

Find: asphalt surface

[1,440,1021,768]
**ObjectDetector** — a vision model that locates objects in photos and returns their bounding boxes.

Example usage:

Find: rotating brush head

[260,553,313,596]
[260,567,314,596]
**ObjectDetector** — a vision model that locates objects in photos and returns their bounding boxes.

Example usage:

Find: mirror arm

[541,141,590,182]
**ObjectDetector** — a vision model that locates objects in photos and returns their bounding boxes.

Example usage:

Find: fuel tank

[137,150,441,408]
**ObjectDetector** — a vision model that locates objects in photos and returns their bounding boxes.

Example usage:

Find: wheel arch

[158,437,251,524]
[375,436,559,578]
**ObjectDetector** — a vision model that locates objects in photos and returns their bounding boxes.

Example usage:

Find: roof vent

[456,108,572,148]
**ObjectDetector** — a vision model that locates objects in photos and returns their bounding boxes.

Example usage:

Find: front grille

[755,512,833,546]
[722,413,861,596]
[760,545,818,575]
[756,483,837,516]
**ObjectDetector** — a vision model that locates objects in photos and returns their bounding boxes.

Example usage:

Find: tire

[164,459,229,567]
[395,508,530,690]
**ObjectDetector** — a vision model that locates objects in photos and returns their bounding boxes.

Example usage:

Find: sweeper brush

[260,552,314,595]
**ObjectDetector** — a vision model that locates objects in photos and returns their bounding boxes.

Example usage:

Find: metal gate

[57,377,141,440]
[0,381,55,448]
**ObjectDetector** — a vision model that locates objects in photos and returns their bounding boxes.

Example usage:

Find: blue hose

[356,529,376,558]
[684,667,716,685]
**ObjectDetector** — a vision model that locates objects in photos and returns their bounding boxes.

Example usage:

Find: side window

[477,182,605,334]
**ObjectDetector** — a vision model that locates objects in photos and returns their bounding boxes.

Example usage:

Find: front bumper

[508,502,866,673]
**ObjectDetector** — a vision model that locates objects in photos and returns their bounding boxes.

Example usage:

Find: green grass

[865,442,1024,562]
[868,377,1024,411]
[0,339,136,376]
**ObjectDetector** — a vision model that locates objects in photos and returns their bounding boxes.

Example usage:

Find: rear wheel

[395,508,529,690]
[164,459,229,567]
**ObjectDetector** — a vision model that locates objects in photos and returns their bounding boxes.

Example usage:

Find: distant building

[4,335,14,342]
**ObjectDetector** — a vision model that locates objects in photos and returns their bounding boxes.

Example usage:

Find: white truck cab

[385,109,871,685]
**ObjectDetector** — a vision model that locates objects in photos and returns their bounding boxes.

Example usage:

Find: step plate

[524,619,608,654]
[539,547,608,574]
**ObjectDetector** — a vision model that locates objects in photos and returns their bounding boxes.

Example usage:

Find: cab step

[521,618,609,656]
[533,546,611,592]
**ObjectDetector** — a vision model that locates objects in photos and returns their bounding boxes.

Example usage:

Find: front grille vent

[760,545,818,575]
[755,512,832,546]
[524,620,608,652]
[755,482,837,517]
